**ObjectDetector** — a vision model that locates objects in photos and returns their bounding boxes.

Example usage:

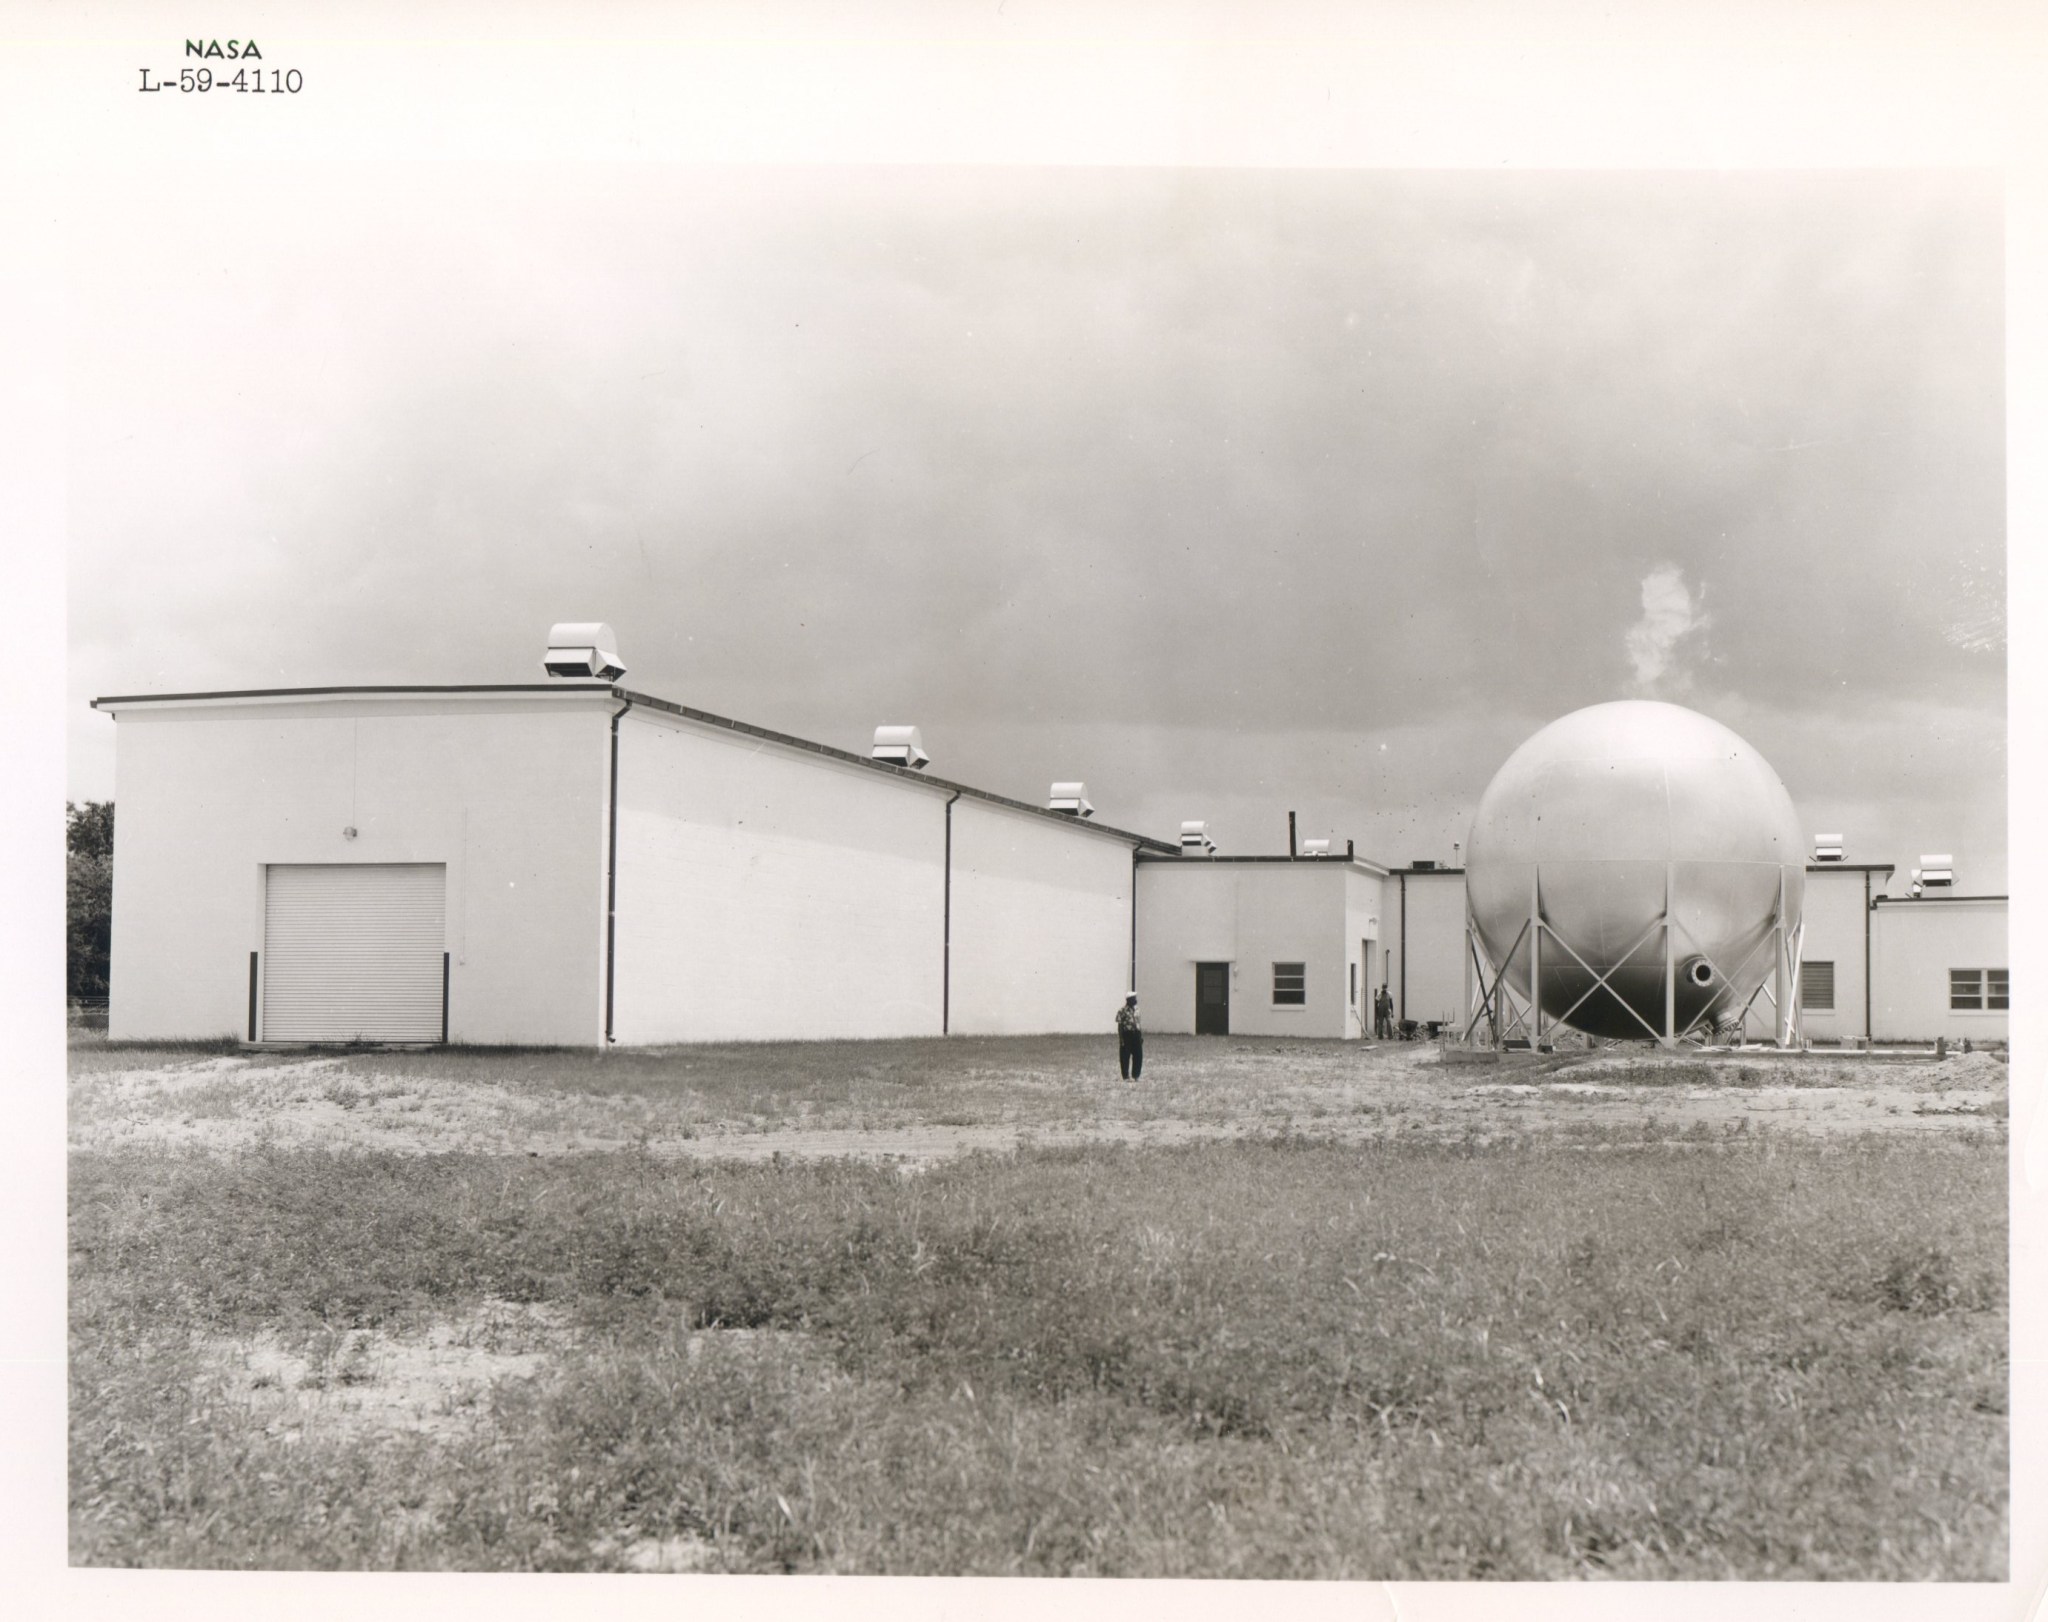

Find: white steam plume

[1625,565,1709,691]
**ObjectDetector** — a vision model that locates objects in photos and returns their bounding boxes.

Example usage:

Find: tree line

[68,800,113,1002]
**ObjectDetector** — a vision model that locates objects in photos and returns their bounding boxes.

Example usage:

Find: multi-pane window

[1273,963,1306,1006]
[1950,969,2010,1012]
[1799,960,1835,1012]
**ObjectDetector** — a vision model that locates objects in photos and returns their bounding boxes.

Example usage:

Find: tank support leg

[1463,917,1533,1048]
[1773,870,1803,1050]
[1535,913,1669,1042]
[1463,900,1476,1043]
[1661,863,1676,1050]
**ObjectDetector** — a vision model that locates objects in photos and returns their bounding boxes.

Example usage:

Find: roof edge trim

[616,689,1178,853]
[92,683,611,709]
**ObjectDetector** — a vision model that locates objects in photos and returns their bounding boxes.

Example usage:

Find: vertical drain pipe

[1397,869,1408,1025]
[604,694,634,1046]
[1863,866,1874,1045]
[1129,845,1139,993]
[942,790,961,1033]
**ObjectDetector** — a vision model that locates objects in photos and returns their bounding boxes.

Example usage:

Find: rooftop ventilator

[1048,782,1094,818]
[871,726,930,769]
[541,623,627,680]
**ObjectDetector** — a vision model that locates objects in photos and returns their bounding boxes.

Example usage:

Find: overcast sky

[66,165,2005,886]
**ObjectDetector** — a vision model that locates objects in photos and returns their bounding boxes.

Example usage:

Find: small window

[1800,960,1835,1012]
[1950,969,1984,1011]
[1350,963,1357,1005]
[1987,969,2010,1011]
[1273,963,1306,1006]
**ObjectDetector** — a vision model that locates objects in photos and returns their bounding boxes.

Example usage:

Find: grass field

[68,1035,2008,1577]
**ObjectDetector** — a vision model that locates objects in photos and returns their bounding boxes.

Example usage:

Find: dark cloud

[68,166,2004,881]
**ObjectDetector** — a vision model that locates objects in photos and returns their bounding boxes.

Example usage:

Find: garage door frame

[256,861,450,1046]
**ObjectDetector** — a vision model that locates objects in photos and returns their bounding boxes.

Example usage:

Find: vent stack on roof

[871,726,929,770]
[1179,820,1216,854]
[1813,833,1845,862]
[542,622,626,680]
[1917,854,1955,887]
[1048,782,1094,818]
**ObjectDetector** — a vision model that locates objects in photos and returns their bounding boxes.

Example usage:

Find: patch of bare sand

[200,1299,574,1444]
[1563,1048,2009,1088]
[587,1531,718,1572]
[71,1055,663,1157]
[1453,1080,2004,1135]
[200,1304,831,1446]
[192,1301,820,1571]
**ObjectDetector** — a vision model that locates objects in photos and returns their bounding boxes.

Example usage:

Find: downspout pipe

[1398,869,1408,1025]
[604,694,634,1046]
[1129,845,1139,993]
[1864,866,1874,1044]
[942,790,962,1033]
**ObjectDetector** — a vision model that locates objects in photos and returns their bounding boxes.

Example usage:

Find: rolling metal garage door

[262,863,446,1043]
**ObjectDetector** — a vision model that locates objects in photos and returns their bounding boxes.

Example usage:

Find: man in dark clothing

[1375,986,1393,1040]
[1115,993,1144,1079]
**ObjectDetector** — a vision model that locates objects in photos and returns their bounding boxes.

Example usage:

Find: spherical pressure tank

[1464,701,1804,1040]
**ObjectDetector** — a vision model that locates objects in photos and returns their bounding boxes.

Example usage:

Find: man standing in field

[1115,992,1144,1079]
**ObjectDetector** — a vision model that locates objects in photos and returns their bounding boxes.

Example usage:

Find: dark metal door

[1195,962,1230,1035]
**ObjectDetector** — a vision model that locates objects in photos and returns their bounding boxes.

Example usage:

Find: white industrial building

[1867,893,2010,1044]
[1382,863,1469,1036]
[1133,853,1386,1038]
[1374,854,2007,1047]
[95,653,1172,1046]
[92,633,2007,1050]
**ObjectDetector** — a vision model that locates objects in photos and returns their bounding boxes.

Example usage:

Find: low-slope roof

[90,680,1181,854]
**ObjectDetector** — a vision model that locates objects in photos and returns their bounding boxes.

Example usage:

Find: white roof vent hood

[542,622,626,680]
[872,726,930,770]
[1180,820,1216,854]
[1048,782,1094,818]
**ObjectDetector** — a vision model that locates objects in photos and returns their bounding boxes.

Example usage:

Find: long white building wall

[1343,869,1387,1040]
[106,695,611,1045]
[610,708,951,1043]
[1795,868,1882,1043]
[947,798,1134,1035]
[1871,898,2009,1043]
[1389,870,1467,1031]
[1133,862,1238,1034]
